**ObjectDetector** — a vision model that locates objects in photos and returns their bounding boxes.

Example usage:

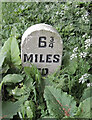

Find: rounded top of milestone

[22,23,61,44]
[21,23,63,76]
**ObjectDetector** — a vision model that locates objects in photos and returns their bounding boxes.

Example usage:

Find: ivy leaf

[81,87,92,101]
[2,95,28,118]
[44,86,77,119]
[75,97,92,118]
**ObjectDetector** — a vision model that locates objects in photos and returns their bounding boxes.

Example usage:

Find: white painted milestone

[21,23,63,75]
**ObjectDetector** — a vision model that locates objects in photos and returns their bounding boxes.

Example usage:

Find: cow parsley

[85,39,91,49]
[79,52,88,58]
[82,33,87,38]
[87,83,92,87]
[27,106,30,110]
[79,73,90,84]
[70,54,77,60]
[12,90,15,95]
[81,11,89,24]
[73,47,78,53]
[70,47,78,60]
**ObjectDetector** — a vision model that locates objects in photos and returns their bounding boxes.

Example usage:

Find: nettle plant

[0,1,92,120]
[0,27,92,120]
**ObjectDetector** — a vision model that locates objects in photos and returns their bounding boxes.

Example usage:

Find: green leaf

[24,66,33,77]
[44,86,77,119]
[67,58,78,75]
[0,36,21,69]
[3,74,23,84]
[0,64,9,74]
[25,100,36,119]
[9,85,29,98]
[24,65,41,84]
[11,26,18,38]
[62,52,70,67]
[75,97,92,118]
[81,87,92,101]
[2,95,28,118]
[11,37,21,67]
[24,77,34,91]
[0,74,23,91]
[0,37,12,67]
[19,100,36,119]
[0,53,6,68]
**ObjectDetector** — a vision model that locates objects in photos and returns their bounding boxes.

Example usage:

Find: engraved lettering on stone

[21,23,63,75]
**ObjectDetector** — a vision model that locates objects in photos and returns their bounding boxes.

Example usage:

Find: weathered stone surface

[21,23,63,75]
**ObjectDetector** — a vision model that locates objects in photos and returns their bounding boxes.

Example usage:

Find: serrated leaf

[44,86,77,119]
[81,87,92,101]
[75,97,92,118]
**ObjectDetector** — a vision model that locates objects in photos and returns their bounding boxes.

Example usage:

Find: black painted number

[39,36,46,48]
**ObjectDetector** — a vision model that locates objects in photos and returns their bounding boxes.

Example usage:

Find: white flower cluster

[85,39,91,49]
[56,11,59,15]
[76,11,79,15]
[91,38,92,44]
[12,90,15,95]
[89,54,92,58]
[70,23,73,26]
[27,106,30,110]
[59,11,64,16]
[56,11,64,16]
[79,73,90,83]
[82,33,87,38]
[64,6,68,10]
[73,47,78,53]
[70,47,78,60]
[81,11,89,24]
[87,83,92,87]
[79,52,88,58]
[70,54,77,60]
